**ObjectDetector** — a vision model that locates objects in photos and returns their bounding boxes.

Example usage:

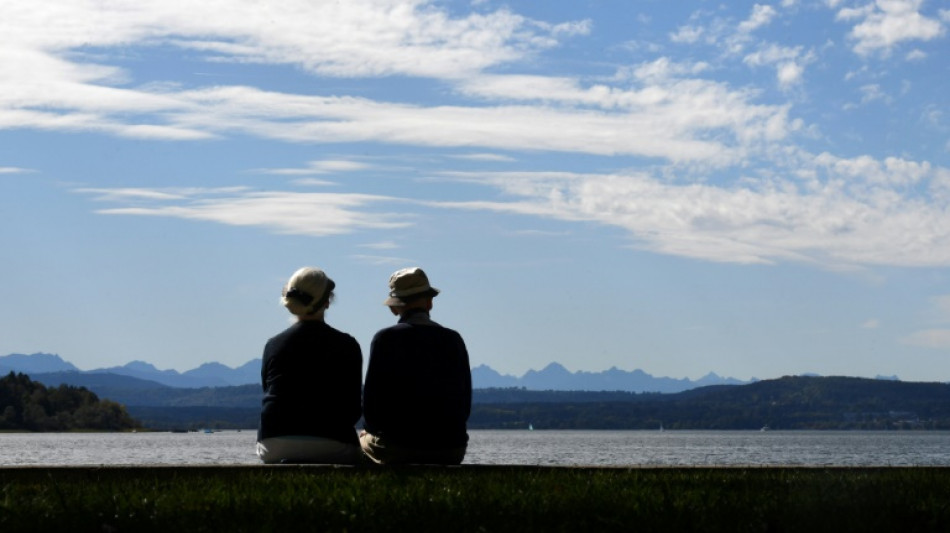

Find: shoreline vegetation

[0,372,139,432]
[8,370,950,433]
[1,465,949,532]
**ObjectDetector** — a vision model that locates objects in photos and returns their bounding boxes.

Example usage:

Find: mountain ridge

[2,352,907,393]
[2,352,755,392]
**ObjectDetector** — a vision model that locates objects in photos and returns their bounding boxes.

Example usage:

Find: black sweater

[258,320,363,444]
[362,312,471,448]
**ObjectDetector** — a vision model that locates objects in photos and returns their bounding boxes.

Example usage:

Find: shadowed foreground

[1,465,949,532]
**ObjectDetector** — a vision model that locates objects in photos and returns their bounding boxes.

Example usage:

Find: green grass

[2,466,949,532]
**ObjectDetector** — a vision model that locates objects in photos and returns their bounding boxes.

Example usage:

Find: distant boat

[203,428,214,434]
[528,423,534,431]
[760,425,770,432]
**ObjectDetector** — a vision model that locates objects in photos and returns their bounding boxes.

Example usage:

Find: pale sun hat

[384,267,440,306]
[282,267,335,316]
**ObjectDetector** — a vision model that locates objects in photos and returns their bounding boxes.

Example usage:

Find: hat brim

[383,287,439,306]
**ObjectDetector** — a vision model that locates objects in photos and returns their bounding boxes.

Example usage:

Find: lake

[2,430,949,467]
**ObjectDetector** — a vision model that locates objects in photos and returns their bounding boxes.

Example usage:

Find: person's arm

[347,338,363,426]
[459,335,472,419]
[362,332,387,433]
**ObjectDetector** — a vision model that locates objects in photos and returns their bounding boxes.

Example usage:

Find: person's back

[260,319,362,445]
[257,267,363,465]
[360,267,472,465]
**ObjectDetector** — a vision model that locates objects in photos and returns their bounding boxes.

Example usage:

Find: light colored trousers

[257,435,361,465]
[359,432,466,465]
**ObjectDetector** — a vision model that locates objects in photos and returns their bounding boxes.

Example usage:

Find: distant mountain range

[1,352,752,392]
[0,353,258,388]
[472,362,751,393]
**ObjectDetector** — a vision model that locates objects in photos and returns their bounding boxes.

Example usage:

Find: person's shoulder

[372,321,406,336]
[370,321,414,342]
[266,322,301,344]
[435,323,464,338]
[324,323,360,344]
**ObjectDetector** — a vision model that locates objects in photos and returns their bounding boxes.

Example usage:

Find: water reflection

[1,430,949,467]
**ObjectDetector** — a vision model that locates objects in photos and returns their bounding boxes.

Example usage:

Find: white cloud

[253,159,372,175]
[743,44,812,88]
[776,62,805,87]
[861,318,881,329]
[434,150,950,268]
[451,153,517,162]
[73,149,950,270]
[292,178,338,187]
[0,0,582,140]
[359,241,400,250]
[350,254,413,265]
[78,188,410,236]
[76,187,248,202]
[0,1,791,169]
[2,0,570,80]
[739,5,779,33]
[859,83,891,104]
[836,0,945,56]
[162,82,785,166]
[0,167,35,174]
[670,25,704,44]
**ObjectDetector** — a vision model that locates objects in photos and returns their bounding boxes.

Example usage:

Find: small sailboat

[528,423,534,431]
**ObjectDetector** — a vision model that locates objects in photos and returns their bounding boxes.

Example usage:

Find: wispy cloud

[450,153,517,162]
[359,241,401,250]
[432,151,950,268]
[738,4,779,33]
[77,187,411,237]
[252,159,373,176]
[743,44,814,89]
[0,167,35,174]
[0,1,796,168]
[835,0,945,56]
[350,254,413,266]
[8,0,949,275]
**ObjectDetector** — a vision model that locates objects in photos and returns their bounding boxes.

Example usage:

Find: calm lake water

[1,430,949,467]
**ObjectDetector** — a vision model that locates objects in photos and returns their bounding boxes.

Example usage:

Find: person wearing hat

[257,267,363,464]
[360,267,472,465]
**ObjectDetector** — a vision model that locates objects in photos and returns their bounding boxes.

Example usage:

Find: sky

[1,0,949,383]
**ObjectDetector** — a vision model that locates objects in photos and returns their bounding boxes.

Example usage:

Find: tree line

[0,372,140,431]
[18,371,950,431]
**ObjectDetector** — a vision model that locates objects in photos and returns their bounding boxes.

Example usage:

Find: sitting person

[360,267,472,465]
[257,267,363,464]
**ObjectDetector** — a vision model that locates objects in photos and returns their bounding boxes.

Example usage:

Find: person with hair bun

[256,267,363,464]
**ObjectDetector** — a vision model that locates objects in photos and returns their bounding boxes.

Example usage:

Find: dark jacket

[258,320,363,445]
[362,310,471,448]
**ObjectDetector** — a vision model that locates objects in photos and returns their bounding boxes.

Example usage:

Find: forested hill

[15,370,950,430]
[471,375,950,430]
[0,372,140,431]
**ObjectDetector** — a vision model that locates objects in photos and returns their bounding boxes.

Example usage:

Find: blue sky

[1,0,948,382]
